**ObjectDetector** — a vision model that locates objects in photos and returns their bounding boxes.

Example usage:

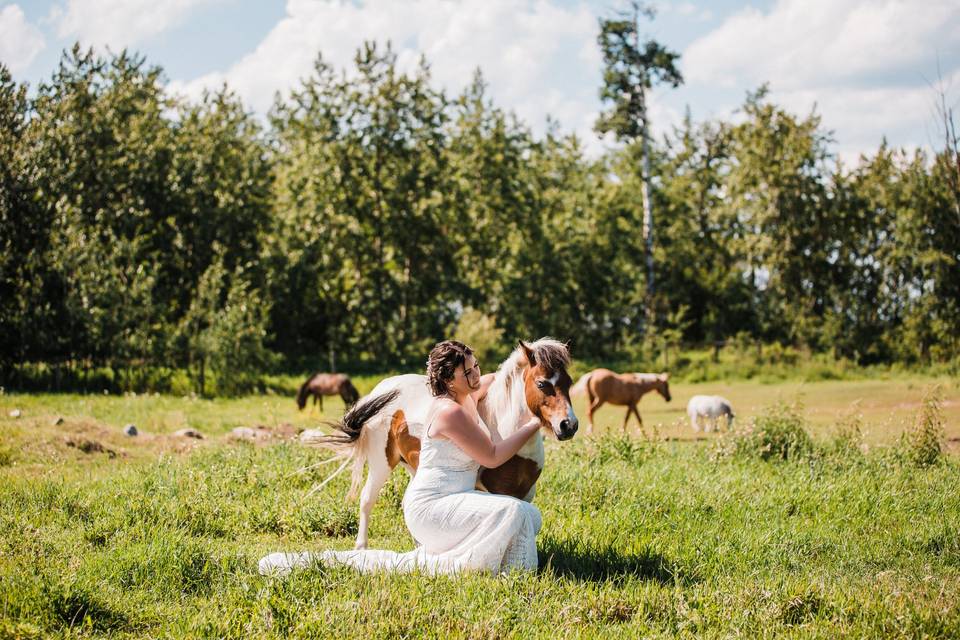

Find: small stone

[52,416,64,426]
[9,409,21,419]
[299,428,326,444]
[229,426,257,441]
[123,424,138,436]
[173,428,204,439]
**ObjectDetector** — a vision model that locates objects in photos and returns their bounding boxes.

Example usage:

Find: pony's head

[342,379,360,407]
[517,339,579,441]
[653,373,671,402]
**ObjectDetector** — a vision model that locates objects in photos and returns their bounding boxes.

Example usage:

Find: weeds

[900,385,945,467]
[712,401,813,462]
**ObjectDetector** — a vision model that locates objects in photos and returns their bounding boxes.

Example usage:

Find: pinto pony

[297,373,360,411]
[572,368,671,434]
[314,339,578,550]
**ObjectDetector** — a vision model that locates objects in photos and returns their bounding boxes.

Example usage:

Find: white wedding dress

[259,414,542,576]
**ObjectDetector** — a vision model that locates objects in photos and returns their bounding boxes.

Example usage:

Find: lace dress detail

[259,414,541,576]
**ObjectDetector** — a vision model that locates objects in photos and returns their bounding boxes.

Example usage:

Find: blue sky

[3,0,959,164]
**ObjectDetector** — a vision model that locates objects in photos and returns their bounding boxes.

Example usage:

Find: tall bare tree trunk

[635,12,655,329]
[640,108,655,308]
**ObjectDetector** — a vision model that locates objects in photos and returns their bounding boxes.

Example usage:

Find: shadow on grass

[538,538,695,585]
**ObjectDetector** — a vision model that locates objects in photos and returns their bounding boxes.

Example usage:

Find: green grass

[1,381,959,637]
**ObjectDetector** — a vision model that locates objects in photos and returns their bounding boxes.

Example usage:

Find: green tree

[0,66,37,375]
[270,44,455,367]
[29,46,176,372]
[657,112,753,343]
[595,3,682,329]
[722,87,835,348]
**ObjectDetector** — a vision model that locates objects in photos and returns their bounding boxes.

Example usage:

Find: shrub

[592,432,652,465]
[714,401,813,462]
[824,403,865,461]
[900,386,945,467]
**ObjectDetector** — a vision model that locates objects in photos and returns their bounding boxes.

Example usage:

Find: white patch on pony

[483,348,531,437]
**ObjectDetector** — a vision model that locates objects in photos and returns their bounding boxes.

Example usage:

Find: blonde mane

[483,337,570,436]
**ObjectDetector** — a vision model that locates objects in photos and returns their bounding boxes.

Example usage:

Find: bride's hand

[520,416,542,432]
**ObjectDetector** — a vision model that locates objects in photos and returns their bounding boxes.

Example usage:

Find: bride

[259,340,543,576]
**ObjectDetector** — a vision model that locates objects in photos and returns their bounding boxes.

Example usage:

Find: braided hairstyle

[426,340,474,397]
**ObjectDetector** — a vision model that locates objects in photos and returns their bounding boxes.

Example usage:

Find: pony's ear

[518,340,537,366]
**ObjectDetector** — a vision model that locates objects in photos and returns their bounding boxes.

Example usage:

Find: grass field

[1,377,958,637]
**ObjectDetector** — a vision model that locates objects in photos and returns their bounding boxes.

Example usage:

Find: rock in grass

[229,426,257,441]
[299,428,327,444]
[173,428,204,439]
[52,416,64,426]
[123,424,138,436]
[9,409,21,419]
[230,426,277,442]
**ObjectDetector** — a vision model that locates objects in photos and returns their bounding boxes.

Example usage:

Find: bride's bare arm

[431,405,540,468]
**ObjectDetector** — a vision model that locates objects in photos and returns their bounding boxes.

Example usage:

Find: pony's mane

[484,337,570,434]
[632,372,667,383]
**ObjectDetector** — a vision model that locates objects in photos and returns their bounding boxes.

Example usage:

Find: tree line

[1,42,958,394]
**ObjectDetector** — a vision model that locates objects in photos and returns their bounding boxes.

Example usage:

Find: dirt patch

[65,437,117,458]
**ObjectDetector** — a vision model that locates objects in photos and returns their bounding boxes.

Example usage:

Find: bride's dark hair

[426,340,474,397]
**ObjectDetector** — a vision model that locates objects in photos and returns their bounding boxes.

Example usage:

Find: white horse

[311,339,579,550]
[687,395,735,432]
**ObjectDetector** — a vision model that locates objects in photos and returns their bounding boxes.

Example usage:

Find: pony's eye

[536,380,550,390]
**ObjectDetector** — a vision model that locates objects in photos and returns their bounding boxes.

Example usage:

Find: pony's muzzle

[557,418,578,440]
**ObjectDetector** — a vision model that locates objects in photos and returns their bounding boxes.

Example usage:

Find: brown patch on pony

[480,455,542,499]
[385,410,421,470]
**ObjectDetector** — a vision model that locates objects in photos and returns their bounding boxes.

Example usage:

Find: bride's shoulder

[431,400,471,430]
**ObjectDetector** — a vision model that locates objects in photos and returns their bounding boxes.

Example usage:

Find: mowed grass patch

[577,376,960,446]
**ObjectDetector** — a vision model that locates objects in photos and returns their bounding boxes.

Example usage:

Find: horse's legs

[623,404,643,435]
[631,404,645,436]
[355,453,391,550]
[587,398,603,435]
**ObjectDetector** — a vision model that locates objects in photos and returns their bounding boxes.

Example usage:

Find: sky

[3,0,959,165]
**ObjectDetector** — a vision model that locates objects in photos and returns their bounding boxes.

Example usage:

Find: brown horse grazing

[312,339,578,550]
[572,368,671,434]
[297,373,360,411]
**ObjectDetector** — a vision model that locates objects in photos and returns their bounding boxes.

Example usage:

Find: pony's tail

[321,388,398,446]
[296,374,314,410]
[570,371,592,396]
[310,388,400,499]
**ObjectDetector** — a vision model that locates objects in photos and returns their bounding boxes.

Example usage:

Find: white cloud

[0,4,45,72]
[684,0,959,90]
[51,0,222,48]
[776,70,960,165]
[171,0,615,155]
[679,0,960,164]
